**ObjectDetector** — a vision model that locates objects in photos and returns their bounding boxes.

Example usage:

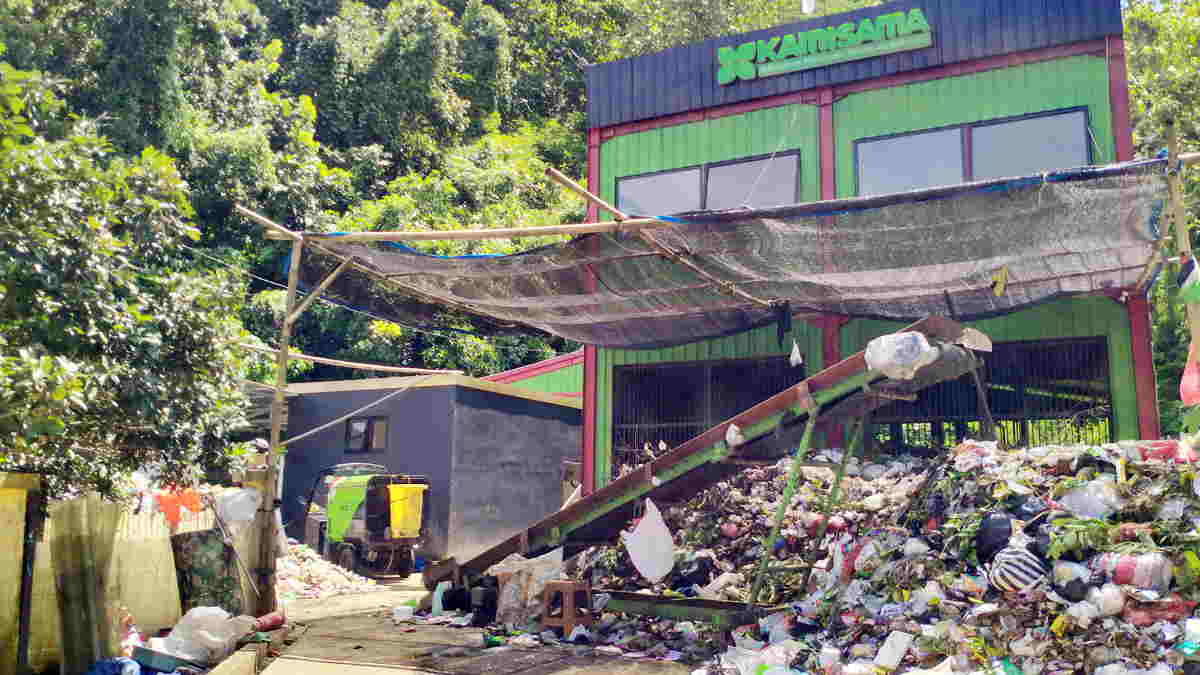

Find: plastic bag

[1059,478,1124,520]
[759,611,792,644]
[161,607,255,665]
[720,646,766,675]
[1066,600,1100,628]
[619,499,674,583]
[490,548,564,627]
[1090,552,1173,591]
[865,332,939,380]
[215,488,261,535]
[1183,339,1200,406]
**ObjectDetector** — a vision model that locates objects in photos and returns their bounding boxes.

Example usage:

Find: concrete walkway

[268,579,692,675]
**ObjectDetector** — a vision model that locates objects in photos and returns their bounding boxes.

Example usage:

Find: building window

[611,356,805,467]
[855,108,1091,196]
[616,151,800,216]
[347,416,388,453]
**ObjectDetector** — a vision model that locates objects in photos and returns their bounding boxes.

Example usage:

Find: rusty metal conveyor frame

[423,316,990,595]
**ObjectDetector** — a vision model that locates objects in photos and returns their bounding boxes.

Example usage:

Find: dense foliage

[0,57,257,496]
[1,0,1199,493]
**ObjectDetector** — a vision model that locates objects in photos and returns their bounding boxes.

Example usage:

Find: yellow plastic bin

[387,484,427,538]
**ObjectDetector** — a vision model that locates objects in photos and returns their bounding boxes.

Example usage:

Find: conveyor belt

[423,316,986,590]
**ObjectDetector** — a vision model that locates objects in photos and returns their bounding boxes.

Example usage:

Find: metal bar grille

[612,356,806,471]
[871,337,1113,449]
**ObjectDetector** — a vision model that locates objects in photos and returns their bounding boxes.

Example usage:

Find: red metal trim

[602,92,822,140]
[1126,292,1161,439]
[586,128,602,221]
[483,350,584,384]
[822,314,850,446]
[582,345,597,495]
[596,40,1110,141]
[581,133,602,495]
[818,87,836,200]
[833,39,1107,97]
[1107,37,1134,162]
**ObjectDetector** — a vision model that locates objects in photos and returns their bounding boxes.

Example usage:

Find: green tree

[281,0,470,172]
[1125,0,1200,434]
[0,56,252,497]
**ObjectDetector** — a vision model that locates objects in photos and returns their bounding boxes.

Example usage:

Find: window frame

[614,149,802,215]
[345,416,389,454]
[853,107,1092,195]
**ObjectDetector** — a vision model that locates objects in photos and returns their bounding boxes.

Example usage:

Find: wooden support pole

[299,218,667,241]
[259,237,303,614]
[240,343,461,375]
[1168,124,1200,353]
[543,155,777,309]
[749,411,818,606]
[286,257,353,326]
[16,488,44,675]
[546,167,628,221]
[236,204,303,241]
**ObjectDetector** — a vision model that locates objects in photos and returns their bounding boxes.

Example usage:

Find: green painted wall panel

[599,105,821,217]
[834,55,1114,198]
[593,321,823,487]
[838,296,1136,440]
[510,364,583,396]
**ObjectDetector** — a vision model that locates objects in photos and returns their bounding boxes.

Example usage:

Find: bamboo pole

[299,218,667,242]
[259,237,303,614]
[236,204,302,241]
[543,163,778,309]
[1169,124,1200,359]
[545,167,627,221]
[240,342,462,375]
[749,410,818,606]
[286,257,353,326]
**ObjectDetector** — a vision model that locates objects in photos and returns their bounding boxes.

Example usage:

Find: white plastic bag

[215,488,261,535]
[865,332,939,380]
[162,607,255,664]
[1059,477,1124,520]
[619,499,674,583]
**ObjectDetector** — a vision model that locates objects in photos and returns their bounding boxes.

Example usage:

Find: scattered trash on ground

[276,542,379,601]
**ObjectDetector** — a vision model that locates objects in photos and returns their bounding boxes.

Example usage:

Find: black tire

[337,545,357,573]
[394,548,414,576]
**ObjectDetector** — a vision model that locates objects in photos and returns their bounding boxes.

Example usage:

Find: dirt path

[270,578,692,675]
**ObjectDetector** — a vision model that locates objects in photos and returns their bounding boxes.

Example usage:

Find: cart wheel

[394,548,414,577]
[336,545,357,573]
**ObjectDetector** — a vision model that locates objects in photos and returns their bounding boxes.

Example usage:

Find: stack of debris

[276,542,379,601]
[557,437,1200,674]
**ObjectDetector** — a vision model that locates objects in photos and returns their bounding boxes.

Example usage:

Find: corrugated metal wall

[509,364,584,396]
[585,0,1123,129]
[839,296,1136,440]
[834,55,1115,197]
[594,321,823,486]
[599,104,821,211]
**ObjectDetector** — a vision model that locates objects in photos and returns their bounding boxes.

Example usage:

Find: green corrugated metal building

[579,0,1156,491]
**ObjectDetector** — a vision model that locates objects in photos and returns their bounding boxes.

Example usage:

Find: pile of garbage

[563,437,1200,674]
[276,542,379,601]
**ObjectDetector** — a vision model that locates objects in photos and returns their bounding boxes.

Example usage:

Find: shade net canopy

[297,160,1165,350]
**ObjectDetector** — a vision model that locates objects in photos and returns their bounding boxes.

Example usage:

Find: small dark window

[347,416,388,453]
[616,152,801,216]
